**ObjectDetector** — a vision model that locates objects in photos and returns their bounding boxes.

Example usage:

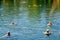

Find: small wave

[0,34,7,39]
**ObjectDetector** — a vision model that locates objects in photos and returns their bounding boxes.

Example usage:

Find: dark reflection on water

[0,0,60,40]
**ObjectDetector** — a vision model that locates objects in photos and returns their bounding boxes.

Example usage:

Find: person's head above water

[12,22,14,25]
[7,31,10,36]
[44,29,51,33]
[45,29,51,36]
[47,22,53,26]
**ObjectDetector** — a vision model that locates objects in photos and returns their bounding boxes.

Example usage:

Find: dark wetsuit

[46,33,51,36]
[46,31,51,36]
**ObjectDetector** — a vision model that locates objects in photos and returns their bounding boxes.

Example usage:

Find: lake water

[0,1,60,40]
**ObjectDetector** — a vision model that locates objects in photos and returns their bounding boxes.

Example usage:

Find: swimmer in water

[44,29,51,36]
[47,22,53,27]
[11,22,15,26]
[7,31,10,37]
[12,22,14,25]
